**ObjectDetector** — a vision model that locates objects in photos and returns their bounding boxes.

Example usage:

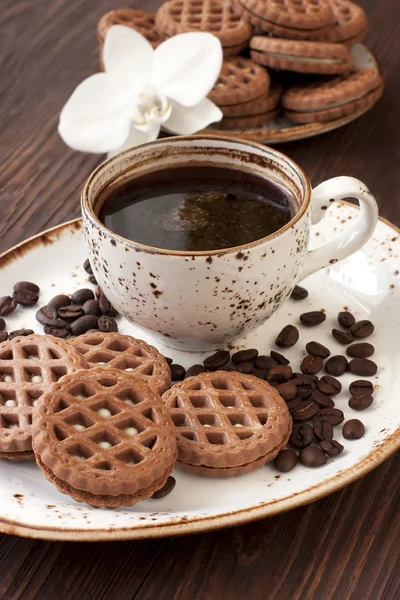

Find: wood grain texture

[0,1,399,599]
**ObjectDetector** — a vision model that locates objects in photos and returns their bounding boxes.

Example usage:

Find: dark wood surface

[0,1,399,598]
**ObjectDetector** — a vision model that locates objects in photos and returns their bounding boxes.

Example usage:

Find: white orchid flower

[58,26,223,155]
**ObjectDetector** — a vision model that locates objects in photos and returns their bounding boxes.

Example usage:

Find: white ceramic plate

[0,202,399,541]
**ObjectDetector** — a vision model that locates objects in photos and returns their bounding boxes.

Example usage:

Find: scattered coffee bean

[236,361,255,375]
[306,341,330,359]
[13,282,40,306]
[291,400,319,422]
[274,449,298,472]
[165,357,173,365]
[317,408,344,426]
[338,311,355,329]
[36,307,67,328]
[98,315,118,333]
[8,329,34,340]
[170,364,185,381]
[268,365,292,382]
[349,380,373,397]
[290,285,308,300]
[291,376,315,399]
[317,375,342,395]
[286,397,301,411]
[185,365,206,378]
[89,274,97,285]
[70,315,99,336]
[14,281,40,294]
[83,258,93,275]
[311,389,335,409]
[0,318,5,332]
[71,289,94,305]
[275,325,299,348]
[275,382,297,401]
[95,286,102,299]
[231,349,258,364]
[348,358,377,377]
[294,373,318,382]
[83,299,101,316]
[299,446,327,467]
[57,305,84,321]
[325,355,348,376]
[254,369,266,380]
[332,329,354,345]
[346,343,374,358]
[299,311,326,326]
[255,355,278,370]
[290,423,314,448]
[99,294,117,317]
[320,440,344,457]
[151,476,176,499]
[204,350,230,371]
[0,296,17,316]
[46,295,71,316]
[342,419,365,440]
[350,320,374,339]
[44,324,70,338]
[348,394,373,411]
[270,351,290,365]
[300,355,323,375]
[313,418,333,441]
[0,331,8,342]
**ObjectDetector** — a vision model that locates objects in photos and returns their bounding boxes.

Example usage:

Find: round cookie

[250,36,353,75]
[208,57,270,106]
[33,368,177,508]
[234,0,336,40]
[155,0,253,57]
[218,82,282,129]
[162,371,292,477]
[98,8,163,49]
[282,68,383,122]
[0,334,88,461]
[321,0,368,45]
[69,332,171,395]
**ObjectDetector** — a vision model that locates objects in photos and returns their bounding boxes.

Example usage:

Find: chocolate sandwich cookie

[320,0,368,46]
[98,8,163,50]
[33,368,177,508]
[209,57,270,106]
[218,82,282,129]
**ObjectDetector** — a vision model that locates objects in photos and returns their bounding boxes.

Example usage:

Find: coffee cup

[81,135,378,351]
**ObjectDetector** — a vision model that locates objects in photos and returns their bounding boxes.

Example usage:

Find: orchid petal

[107,123,161,157]
[103,25,154,94]
[152,33,223,107]
[58,73,132,153]
[163,98,222,135]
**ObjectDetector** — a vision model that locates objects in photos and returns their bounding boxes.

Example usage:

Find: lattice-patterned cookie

[98,9,163,49]
[321,0,368,45]
[217,81,282,129]
[162,371,292,477]
[33,368,177,507]
[155,0,253,57]
[0,334,88,461]
[209,57,270,106]
[69,332,171,395]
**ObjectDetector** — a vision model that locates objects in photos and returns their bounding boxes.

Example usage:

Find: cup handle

[300,176,379,280]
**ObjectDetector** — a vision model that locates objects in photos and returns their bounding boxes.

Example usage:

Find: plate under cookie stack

[97,1,384,133]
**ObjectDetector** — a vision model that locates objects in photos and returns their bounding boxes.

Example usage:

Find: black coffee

[98,165,295,252]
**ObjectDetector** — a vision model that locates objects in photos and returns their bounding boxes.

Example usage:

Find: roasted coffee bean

[291,375,316,387]
[8,329,34,340]
[0,331,8,342]
[290,285,308,300]
[89,274,98,285]
[313,418,333,441]
[350,320,374,339]
[317,375,342,396]
[286,397,301,411]
[83,299,101,316]
[165,357,173,365]
[36,306,67,328]
[204,350,230,371]
[342,419,365,440]
[46,295,71,316]
[185,365,206,378]
[332,329,354,345]
[349,380,373,397]
[254,368,267,380]
[44,324,70,338]
[231,349,258,364]
[300,355,323,375]
[71,288,94,305]
[270,351,290,365]
[299,311,326,326]
[325,355,348,376]
[290,423,314,448]
[311,389,334,409]
[98,315,118,333]
[83,258,93,275]
[274,449,298,472]
[306,341,330,359]
[320,440,344,457]
[346,343,374,358]
[224,364,236,372]
[275,325,299,348]
[338,311,355,329]
[293,373,318,382]
[57,305,84,321]
[99,294,118,317]
[291,400,319,422]
[13,288,39,306]
[0,318,5,332]
[349,394,373,411]
[255,355,278,371]
[275,382,297,401]
[348,358,377,377]
[0,296,17,316]
[236,361,254,374]
[70,315,99,336]
[299,446,327,467]
[268,365,292,382]
[318,408,344,426]
[151,476,176,499]
[14,281,40,294]
[291,377,315,400]
[170,364,185,381]
[95,286,103,299]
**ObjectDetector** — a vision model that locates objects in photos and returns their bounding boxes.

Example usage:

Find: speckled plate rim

[0,206,399,541]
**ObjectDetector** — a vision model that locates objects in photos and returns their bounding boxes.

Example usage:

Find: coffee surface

[99,165,294,251]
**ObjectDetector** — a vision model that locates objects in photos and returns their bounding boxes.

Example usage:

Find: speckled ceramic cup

[82,135,378,351]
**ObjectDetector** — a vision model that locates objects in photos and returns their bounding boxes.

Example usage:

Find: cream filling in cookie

[263,52,344,64]
[290,86,381,112]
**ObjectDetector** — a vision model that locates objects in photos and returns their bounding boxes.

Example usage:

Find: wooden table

[0,1,399,598]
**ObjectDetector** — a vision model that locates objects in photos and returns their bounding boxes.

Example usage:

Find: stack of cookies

[98,0,384,129]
